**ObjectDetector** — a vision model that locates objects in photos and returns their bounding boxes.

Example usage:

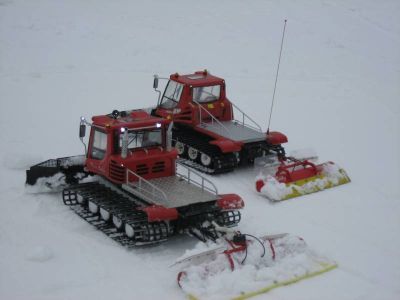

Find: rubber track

[172,125,237,174]
[62,181,168,247]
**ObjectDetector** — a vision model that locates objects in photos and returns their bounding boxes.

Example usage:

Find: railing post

[199,106,202,124]
[125,168,169,204]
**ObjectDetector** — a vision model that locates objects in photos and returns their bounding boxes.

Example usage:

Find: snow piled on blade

[25,172,91,193]
[257,162,350,201]
[177,234,336,300]
[256,174,292,200]
[25,172,68,193]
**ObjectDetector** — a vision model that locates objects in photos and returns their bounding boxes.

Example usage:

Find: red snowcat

[152,70,288,174]
[26,109,243,246]
[152,70,350,200]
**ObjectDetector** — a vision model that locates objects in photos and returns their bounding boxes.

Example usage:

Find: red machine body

[72,108,243,241]
[85,110,177,184]
[25,106,244,245]
[155,71,233,126]
[153,71,288,173]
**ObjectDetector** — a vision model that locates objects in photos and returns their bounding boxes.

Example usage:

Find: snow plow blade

[174,233,337,300]
[255,159,350,201]
[26,155,86,188]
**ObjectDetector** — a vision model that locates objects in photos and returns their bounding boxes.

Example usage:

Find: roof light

[120,127,126,133]
[156,122,162,128]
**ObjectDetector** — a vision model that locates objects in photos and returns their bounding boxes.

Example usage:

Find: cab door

[85,127,109,176]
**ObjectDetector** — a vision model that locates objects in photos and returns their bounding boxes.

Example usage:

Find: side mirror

[79,124,86,138]
[153,75,159,89]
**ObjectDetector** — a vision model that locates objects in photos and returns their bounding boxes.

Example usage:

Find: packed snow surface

[1,1,399,300]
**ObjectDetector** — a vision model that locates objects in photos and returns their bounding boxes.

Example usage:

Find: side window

[91,130,107,160]
[193,85,220,103]
[160,81,184,109]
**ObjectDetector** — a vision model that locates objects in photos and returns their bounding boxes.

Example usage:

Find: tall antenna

[267,19,287,134]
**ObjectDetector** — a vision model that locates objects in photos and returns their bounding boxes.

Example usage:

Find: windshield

[118,128,162,151]
[160,80,184,109]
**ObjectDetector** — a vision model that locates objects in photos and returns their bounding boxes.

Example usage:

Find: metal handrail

[126,169,169,204]
[176,161,218,195]
[193,100,231,137]
[230,101,263,132]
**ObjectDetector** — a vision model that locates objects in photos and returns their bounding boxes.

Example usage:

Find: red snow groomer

[26,110,243,246]
[152,70,288,174]
[151,70,350,200]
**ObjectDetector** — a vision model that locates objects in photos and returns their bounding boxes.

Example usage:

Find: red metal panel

[255,179,265,192]
[91,110,169,130]
[276,160,319,183]
[217,194,244,210]
[171,70,225,87]
[209,139,242,153]
[266,131,288,145]
[142,205,179,222]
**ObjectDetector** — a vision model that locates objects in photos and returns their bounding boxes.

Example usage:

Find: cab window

[91,129,107,160]
[118,129,162,151]
[193,85,220,103]
[160,80,184,109]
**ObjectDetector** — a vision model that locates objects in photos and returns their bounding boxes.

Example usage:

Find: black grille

[136,164,149,175]
[152,161,165,173]
[109,160,125,182]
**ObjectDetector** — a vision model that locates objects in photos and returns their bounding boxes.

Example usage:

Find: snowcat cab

[80,109,176,183]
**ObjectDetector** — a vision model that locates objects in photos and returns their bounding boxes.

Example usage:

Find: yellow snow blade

[232,263,338,300]
[277,168,350,201]
[185,263,338,300]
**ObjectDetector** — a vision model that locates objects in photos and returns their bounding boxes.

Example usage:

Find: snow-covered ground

[1,0,399,299]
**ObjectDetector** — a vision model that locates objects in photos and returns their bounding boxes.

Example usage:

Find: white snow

[289,148,318,162]
[1,1,399,300]
[177,234,336,300]
[26,246,54,262]
[258,174,293,200]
